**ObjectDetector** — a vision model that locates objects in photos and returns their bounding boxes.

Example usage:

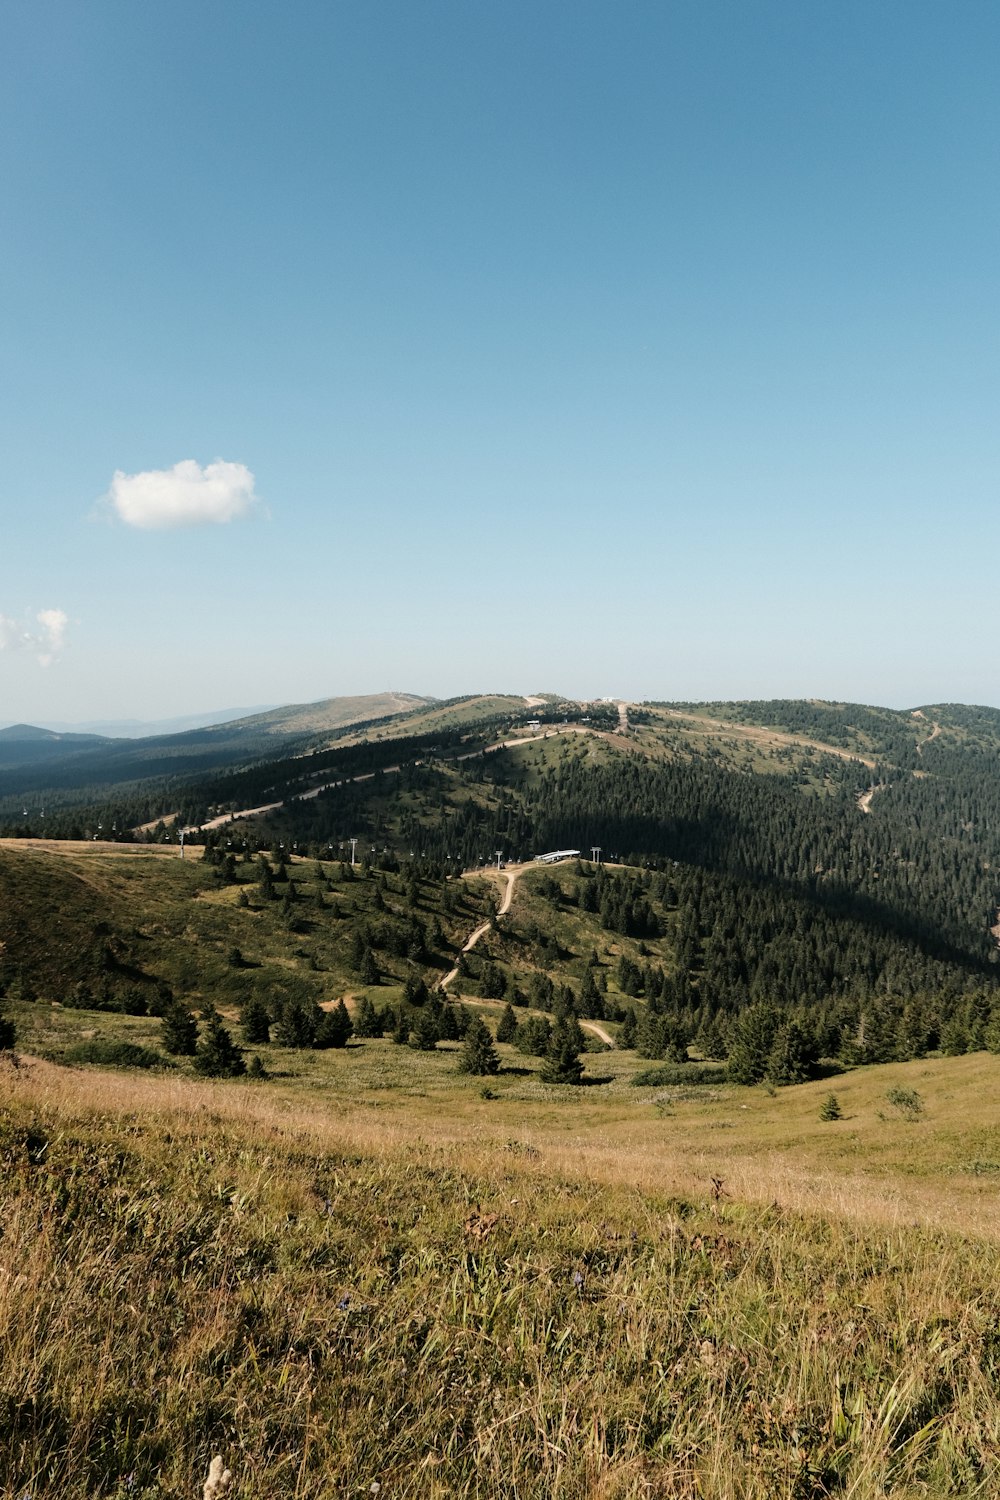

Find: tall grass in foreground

[3,1061,1000,1497]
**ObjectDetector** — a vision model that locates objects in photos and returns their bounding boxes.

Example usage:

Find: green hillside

[5,696,1000,1079]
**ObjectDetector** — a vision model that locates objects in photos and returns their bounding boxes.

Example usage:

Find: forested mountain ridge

[5,695,1000,1055]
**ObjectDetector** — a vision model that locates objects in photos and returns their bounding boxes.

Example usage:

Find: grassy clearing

[5,1056,1000,1497]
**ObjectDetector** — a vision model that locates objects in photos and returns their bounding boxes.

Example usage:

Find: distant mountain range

[0,691,442,783]
[0,692,437,743]
[1,706,279,739]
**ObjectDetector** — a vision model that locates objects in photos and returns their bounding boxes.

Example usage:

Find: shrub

[884,1086,923,1120]
[63,1039,166,1070]
[632,1064,728,1088]
[819,1092,843,1121]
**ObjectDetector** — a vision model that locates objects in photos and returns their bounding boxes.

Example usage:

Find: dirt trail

[454,995,615,1050]
[915,720,941,757]
[184,707,629,836]
[857,784,888,815]
[440,864,616,1049]
[440,866,520,990]
[581,1019,615,1046]
[189,763,405,833]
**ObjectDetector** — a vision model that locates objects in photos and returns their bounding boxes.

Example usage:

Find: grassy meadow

[6,842,1000,1496]
[6,1039,1000,1497]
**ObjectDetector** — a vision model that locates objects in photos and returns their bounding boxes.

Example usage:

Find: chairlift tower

[495,850,504,871]
[590,846,602,864]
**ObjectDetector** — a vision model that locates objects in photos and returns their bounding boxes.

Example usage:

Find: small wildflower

[370,1485,381,1495]
[337,1294,351,1310]
[572,1269,585,1292]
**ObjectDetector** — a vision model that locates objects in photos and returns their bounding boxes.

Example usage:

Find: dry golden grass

[6,1050,1000,1497]
[13,1045,1000,1240]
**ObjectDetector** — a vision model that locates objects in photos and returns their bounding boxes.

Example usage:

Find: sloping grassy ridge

[4,1062,1000,1499]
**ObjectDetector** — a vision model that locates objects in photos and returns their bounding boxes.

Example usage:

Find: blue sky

[2,1,998,723]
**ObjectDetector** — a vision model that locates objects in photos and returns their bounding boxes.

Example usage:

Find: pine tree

[438,1001,461,1041]
[409,1007,440,1051]
[404,971,429,1006]
[579,967,604,1018]
[360,948,379,986]
[540,1017,584,1085]
[619,1008,637,1049]
[240,996,271,1044]
[765,1019,816,1085]
[193,1006,246,1077]
[480,961,506,1000]
[727,1002,780,1085]
[353,995,383,1037]
[315,999,353,1049]
[274,995,322,1048]
[457,1015,500,1075]
[529,972,554,1011]
[515,1014,552,1056]
[162,1000,198,1056]
[256,857,275,901]
[496,1003,518,1043]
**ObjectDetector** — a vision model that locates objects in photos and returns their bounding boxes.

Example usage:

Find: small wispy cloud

[0,608,70,667]
[104,459,261,529]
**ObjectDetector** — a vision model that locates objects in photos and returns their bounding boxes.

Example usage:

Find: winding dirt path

[915,720,941,757]
[440,866,521,990]
[439,864,617,1048]
[857,784,888,815]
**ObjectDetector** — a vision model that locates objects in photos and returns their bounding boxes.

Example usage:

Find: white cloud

[0,608,70,666]
[35,608,69,667]
[105,458,260,529]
